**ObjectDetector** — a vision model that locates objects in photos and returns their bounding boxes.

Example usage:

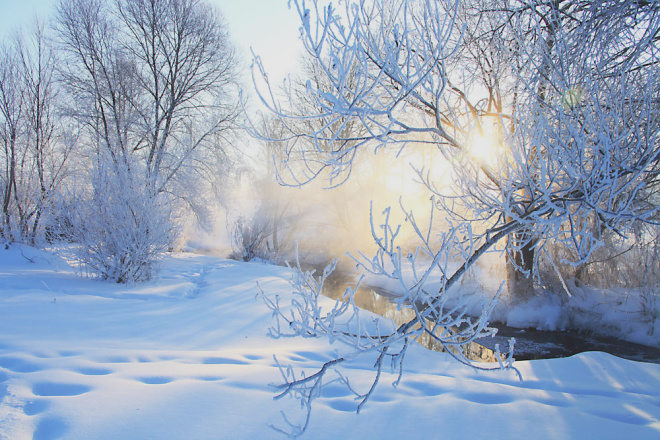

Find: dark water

[479,322,660,363]
[322,273,660,364]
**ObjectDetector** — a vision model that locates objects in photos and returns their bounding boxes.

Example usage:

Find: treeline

[0,0,239,282]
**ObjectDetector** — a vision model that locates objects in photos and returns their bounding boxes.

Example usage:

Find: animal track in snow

[320,383,353,399]
[23,399,50,416]
[325,399,357,412]
[97,355,133,364]
[202,357,249,365]
[76,367,113,376]
[136,376,174,385]
[460,391,516,405]
[196,376,224,382]
[0,356,43,373]
[32,382,91,397]
[402,379,448,397]
[57,350,80,357]
[33,416,67,440]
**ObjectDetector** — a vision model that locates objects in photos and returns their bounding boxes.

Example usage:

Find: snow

[1,245,660,439]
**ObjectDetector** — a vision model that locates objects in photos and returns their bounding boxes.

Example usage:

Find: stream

[322,273,660,364]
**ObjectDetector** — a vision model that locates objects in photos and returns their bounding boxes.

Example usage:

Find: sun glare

[468,132,503,166]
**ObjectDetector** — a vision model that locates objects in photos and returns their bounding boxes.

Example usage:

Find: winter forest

[1,0,660,439]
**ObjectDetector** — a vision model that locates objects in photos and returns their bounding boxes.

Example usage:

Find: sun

[468,131,503,167]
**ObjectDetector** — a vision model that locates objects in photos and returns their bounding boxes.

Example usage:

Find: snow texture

[0,245,659,439]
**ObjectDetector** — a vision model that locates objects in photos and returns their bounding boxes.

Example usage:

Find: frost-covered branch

[259,205,517,436]
[253,0,659,436]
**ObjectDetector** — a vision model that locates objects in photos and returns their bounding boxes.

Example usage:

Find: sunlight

[468,130,504,167]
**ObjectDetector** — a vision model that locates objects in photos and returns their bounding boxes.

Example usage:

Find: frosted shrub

[229,213,272,262]
[229,204,296,264]
[63,164,171,283]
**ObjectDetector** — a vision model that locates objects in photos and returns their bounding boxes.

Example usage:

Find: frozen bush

[62,163,171,283]
[229,213,271,262]
[229,204,295,263]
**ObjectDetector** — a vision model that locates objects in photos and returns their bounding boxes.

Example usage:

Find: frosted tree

[53,0,239,281]
[113,0,239,197]
[17,20,70,244]
[252,0,660,435]
[0,39,24,245]
[0,20,69,246]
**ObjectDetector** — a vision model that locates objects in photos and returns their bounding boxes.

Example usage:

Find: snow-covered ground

[1,245,659,439]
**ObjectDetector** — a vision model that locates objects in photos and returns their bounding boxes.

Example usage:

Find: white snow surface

[0,245,659,439]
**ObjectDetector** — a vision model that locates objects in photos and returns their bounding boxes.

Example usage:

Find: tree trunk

[506,230,535,301]
[504,1,559,301]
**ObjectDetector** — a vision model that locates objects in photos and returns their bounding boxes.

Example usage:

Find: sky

[0,0,304,83]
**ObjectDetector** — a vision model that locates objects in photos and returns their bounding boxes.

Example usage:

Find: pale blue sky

[0,0,303,81]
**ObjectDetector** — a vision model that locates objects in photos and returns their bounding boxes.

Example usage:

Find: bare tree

[114,0,239,196]
[55,0,240,190]
[0,40,24,245]
[252,0,660,434]
[54,0,239,281]
[18,19,70,244]
[0,20,69,246]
